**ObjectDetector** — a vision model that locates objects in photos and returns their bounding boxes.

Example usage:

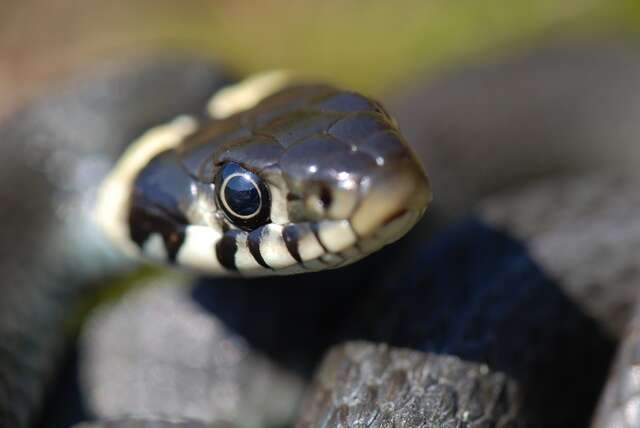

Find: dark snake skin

[3,43,640,428]
[0,58,233,427]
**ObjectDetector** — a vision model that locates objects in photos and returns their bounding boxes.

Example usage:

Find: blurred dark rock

[389,41,640,219]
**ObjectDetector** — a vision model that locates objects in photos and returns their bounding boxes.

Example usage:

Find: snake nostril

[319,185,333,208]
[303,182,334,219]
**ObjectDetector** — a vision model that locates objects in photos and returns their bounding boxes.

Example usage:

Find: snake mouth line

[176,219,358,276]
[132,206,418,277]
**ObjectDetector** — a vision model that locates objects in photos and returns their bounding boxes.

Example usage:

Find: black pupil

[224,175,261,216]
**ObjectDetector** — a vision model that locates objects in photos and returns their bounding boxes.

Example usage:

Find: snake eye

[215,162,270,230]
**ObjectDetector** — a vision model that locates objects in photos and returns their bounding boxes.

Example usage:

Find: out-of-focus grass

[1,0,640,115]
[140,0,640,94]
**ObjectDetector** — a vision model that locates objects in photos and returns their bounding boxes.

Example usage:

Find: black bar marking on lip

[248,228,271,269]
[282,224,303,264]
[216,230,240,271]
[129,201,186,264]
[127,149,197,263]
[310,222,329,253]
[164,227,186,263]
[310,222,346,265]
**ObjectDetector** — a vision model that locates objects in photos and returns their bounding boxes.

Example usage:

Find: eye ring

[219,172,263,219]
[215,162,270,230]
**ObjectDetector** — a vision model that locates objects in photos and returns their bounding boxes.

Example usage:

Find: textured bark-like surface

[296,342,520,428]
[74,419,222,428]
[592,297,640,428]
[0,57,232,428]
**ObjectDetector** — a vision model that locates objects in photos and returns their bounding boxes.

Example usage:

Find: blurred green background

[1,0,639,117]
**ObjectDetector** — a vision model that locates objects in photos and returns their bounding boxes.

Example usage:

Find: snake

[94,71,430,277]
[2,45,640,427]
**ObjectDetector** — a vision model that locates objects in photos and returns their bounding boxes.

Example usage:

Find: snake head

[96,73,431,276]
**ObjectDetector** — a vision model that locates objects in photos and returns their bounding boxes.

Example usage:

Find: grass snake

[2,44,640,427]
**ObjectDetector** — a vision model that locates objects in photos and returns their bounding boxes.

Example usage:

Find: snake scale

[2,42,640,427]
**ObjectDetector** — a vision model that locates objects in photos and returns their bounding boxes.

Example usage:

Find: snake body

[2,45,640,427]
[0,59,233,427]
